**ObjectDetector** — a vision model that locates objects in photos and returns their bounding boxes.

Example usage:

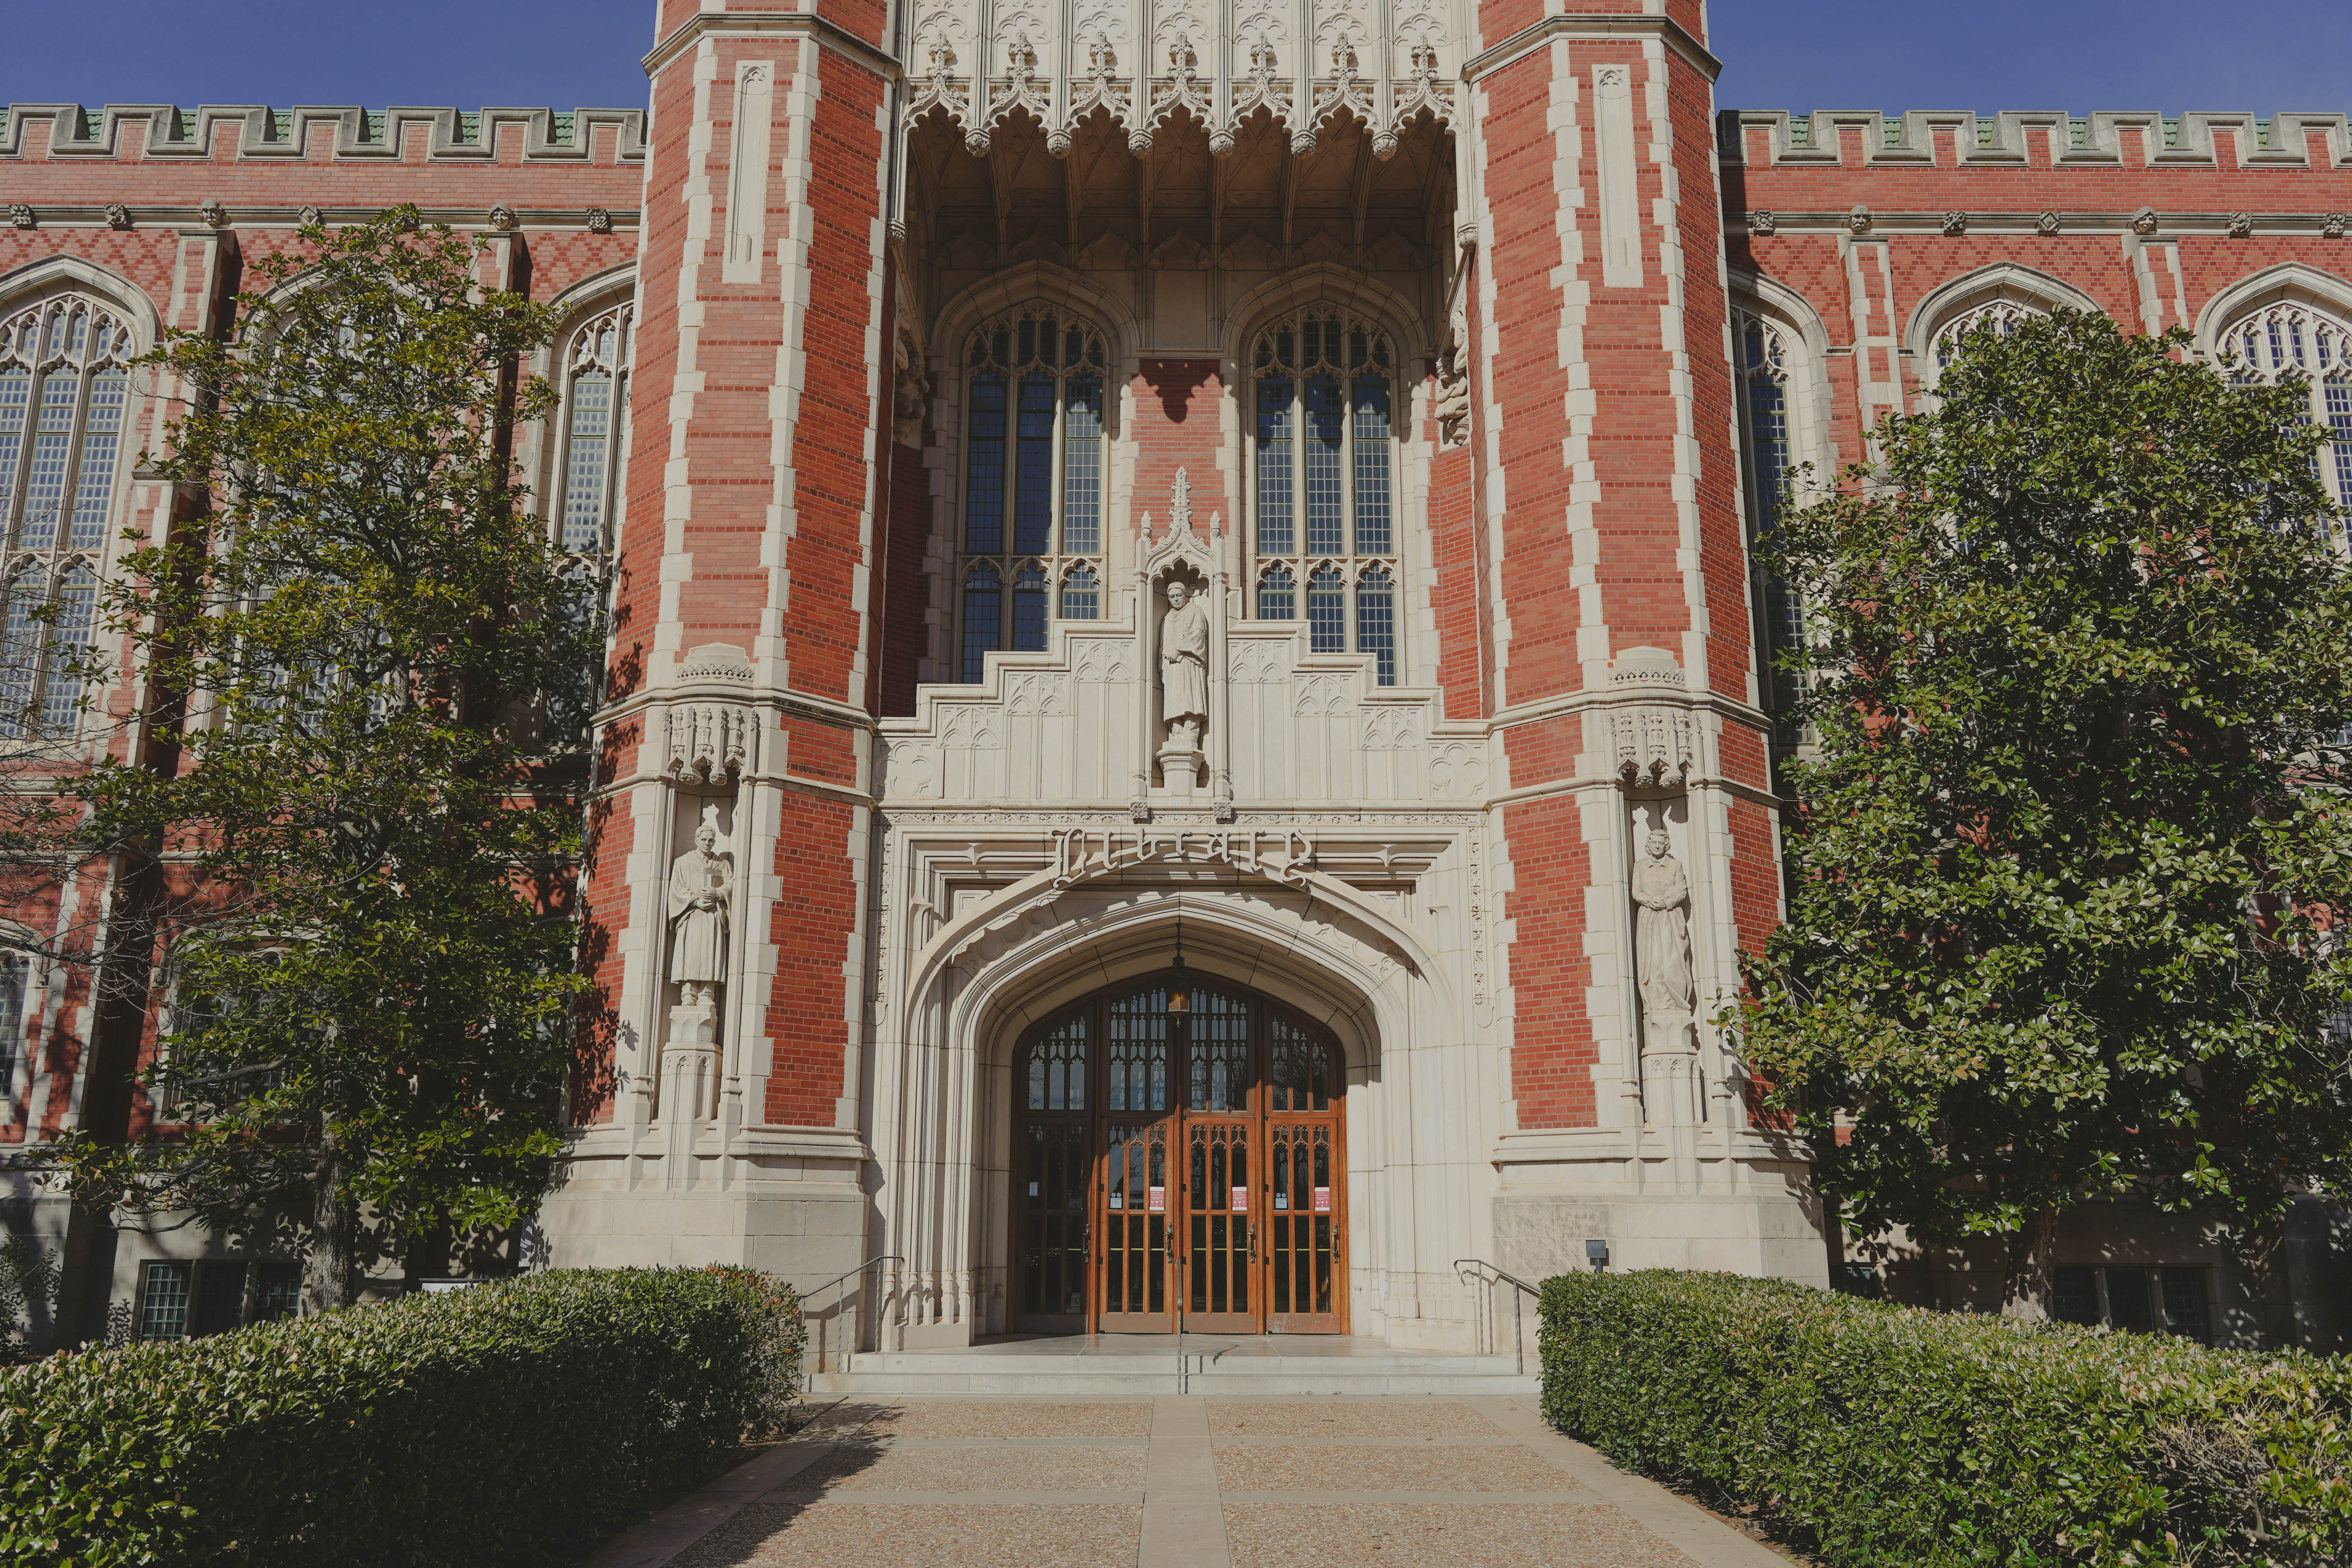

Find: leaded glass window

[1933,298,2039,368]
[0,296,132,737]
[1250,309,1399,685]
[958,306,1109,682]
[2223,300,2352,521]
[558,305,630,559]
[1731,305,1810,743]
[546,304,629,746]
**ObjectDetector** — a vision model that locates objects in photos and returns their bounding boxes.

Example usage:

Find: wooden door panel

[1014,1117,1090,1331]
[1008,975,1348,1338]
[1266,1120,1344,1332]
[1100,1118,1172,1330]
[1183,1118,1255,1331]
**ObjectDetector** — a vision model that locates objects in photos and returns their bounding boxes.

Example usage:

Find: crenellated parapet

[0,103,646,164]
[901,0,1455,160]
[1722,108,2352,171]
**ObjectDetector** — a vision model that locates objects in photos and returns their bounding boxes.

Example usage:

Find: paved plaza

[585,1395,1794,1568]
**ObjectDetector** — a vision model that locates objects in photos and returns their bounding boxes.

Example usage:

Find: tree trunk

[304,1117,359,1313]
[2001,1209,2058,1318]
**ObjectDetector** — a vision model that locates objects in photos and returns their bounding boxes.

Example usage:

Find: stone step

[808,1347,1539,1398]
[839,1351,1525,1377]
[808,1368,1542,1396]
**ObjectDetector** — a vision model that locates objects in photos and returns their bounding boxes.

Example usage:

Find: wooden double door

[1012,973,1347,1334]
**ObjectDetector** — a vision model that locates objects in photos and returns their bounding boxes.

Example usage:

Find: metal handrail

[1455,1258,1542,1375]
[809,1253,903,1374]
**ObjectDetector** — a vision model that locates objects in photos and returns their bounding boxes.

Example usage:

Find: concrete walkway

[584,1396,1794,1568]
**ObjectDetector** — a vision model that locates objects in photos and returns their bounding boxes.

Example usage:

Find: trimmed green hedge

[1540,1269,2352,1567]
[1,1265,804,1568]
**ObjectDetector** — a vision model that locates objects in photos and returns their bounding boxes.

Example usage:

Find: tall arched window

[1733,307,1805,716]
[2221,300,2352,516]
[557,304,630,561]
[958,306,1108,682]
[0,296,132,735]
[544,302,629,745]
[1249,308,1398,685]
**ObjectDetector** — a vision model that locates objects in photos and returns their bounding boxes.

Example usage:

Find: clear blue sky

[2,1,2345,116]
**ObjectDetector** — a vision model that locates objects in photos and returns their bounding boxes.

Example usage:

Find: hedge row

[1540,1269,2352,1567]
[1,1265,804,1568]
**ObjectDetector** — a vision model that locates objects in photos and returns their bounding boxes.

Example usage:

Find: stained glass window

[1250,309,1400,685]
[0,295,134,737]
[956,307,1111,680]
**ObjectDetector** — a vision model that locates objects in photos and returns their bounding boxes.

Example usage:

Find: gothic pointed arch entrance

[1010,965,1348,1335]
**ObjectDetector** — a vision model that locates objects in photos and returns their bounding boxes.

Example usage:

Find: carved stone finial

[1169,467,1196,542]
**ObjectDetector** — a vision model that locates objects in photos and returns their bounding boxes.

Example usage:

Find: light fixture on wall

[1167,912,1189,1014]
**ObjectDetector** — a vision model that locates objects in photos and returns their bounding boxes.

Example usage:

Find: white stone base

[536,1125,870,1296]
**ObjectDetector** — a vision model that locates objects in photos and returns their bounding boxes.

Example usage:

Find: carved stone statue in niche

[1633,829,1694,1047]
[668,823,734,1010]
[1159,578,1210,754]
[1632,826,1705,1126]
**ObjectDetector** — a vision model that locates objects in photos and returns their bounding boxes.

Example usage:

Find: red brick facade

[4,3,2348,1343]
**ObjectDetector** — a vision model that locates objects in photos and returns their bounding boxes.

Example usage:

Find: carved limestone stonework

[1632,828,1703,1126]
[1159,578,1209,754]
[1612,707,1697,786]
[668,825,734,1009]
[668,703,754,781]
[668,642,757,781]
[662,824,733,1120]
[898,0,1455,157]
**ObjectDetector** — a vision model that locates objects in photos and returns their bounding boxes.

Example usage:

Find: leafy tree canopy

[1738,309,2352,1283]
[56,209,597,1309]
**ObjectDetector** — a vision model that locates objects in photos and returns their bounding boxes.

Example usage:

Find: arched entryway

[1010,964,1347,1335]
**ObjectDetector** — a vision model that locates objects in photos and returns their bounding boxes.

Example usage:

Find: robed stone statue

[1632,829,1694,1046]
[668,823,734,1007]
[1160,579,1209,751]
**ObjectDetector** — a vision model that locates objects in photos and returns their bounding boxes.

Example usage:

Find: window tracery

[1731,304,1811,740]
[2220,299,2352,516]
[557,304,630,562]
[545,302,629,746]
[1933,298,2039,368]
[958,306,1108,682]
[1248,308,1397,686]
[0,295,132,735]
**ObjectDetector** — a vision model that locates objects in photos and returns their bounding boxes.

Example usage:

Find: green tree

[55,209,595,1312]
[1737,309,2352,1305]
